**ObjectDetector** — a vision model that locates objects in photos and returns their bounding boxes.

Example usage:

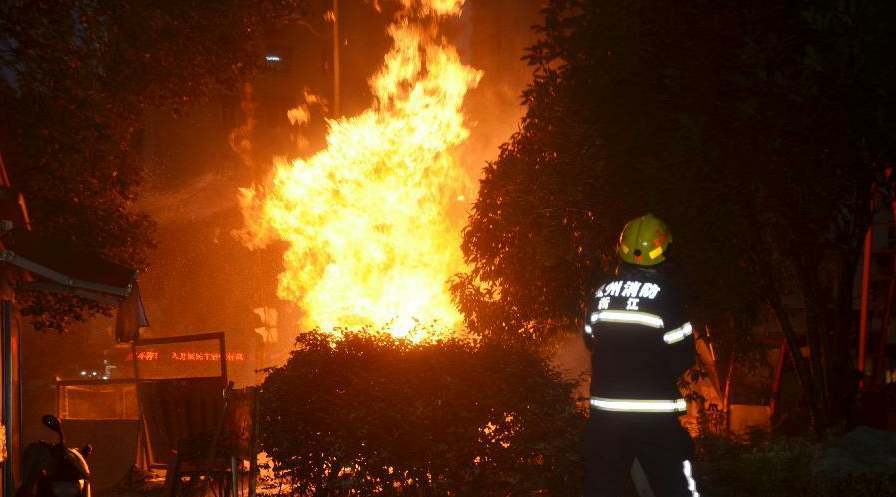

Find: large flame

[238,2,481,340]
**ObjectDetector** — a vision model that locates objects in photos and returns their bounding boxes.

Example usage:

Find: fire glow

[238,1,481,340]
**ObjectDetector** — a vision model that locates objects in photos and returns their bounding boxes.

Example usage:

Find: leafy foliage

[258,330,586,496]
[453,0,762,345]
[455,0,896,428]
[695,433,896,497]
[0,0,306,330]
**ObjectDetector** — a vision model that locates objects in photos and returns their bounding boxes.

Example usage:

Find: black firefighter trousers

[581,409,699,497]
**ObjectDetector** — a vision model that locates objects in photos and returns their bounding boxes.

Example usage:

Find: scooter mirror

[41,414,64,443]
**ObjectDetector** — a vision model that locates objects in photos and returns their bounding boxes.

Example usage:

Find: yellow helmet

[616,214,672,266]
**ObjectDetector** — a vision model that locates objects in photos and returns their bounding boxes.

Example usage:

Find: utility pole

[332,0,341,118]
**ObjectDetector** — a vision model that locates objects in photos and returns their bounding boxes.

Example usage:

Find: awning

[0,227,148,341]
[1,227,135,296]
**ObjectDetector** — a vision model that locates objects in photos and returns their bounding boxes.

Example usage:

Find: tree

[454,0,896,430]
[453,0,761,346]
[258,330,585,496]
[0,0,307,330]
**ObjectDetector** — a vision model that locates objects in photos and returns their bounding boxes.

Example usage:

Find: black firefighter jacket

[583,264,696,413]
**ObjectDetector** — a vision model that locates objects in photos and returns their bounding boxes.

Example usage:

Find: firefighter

[581,214,700,497]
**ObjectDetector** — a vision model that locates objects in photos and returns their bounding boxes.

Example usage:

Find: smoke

[228,83,259,179]
[453,1,541,182]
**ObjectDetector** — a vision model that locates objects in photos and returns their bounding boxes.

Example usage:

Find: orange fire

[238,1,481,340]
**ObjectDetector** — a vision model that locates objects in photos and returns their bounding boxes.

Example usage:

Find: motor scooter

[15,414,91,497]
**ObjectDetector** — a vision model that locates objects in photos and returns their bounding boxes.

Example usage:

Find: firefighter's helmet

[617,214,672,266]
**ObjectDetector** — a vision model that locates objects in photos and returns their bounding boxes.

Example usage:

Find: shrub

[696,434,816,497]
[695,432,896,497]
[258,329,586,496]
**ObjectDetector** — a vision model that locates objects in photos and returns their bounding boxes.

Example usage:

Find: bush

[696,433,816,497]
[695,432,896,497]
[258,329,586,496]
